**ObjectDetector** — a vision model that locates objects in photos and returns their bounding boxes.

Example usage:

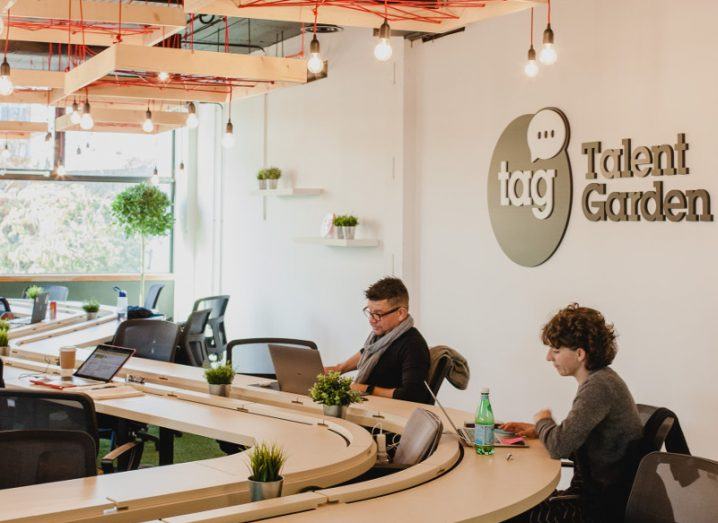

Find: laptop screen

[74,344,135,382]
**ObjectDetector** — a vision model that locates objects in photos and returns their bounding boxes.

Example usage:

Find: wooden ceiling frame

[59,43,307,104]
[0,120,47,137]
[55,107,186,135]
[1,0,186,47]
[184,0,546,34]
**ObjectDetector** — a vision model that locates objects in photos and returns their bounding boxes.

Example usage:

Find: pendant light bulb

[80,101,94,130]
[44,131,52,142]
[221,119,235,149]
[158,71,170,82]
[1,143,10,160]
[150,166,160,185]
[0,58,14,96]
[178,162,185,176]
[524,45,539,77]
[307,35,324,74]
[539,23,557,65]
[143,109,154,133]
[374,20,393,62]
[186,102,199,129]
[70,101,81,124]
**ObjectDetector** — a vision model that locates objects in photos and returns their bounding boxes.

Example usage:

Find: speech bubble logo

[527,108,569,162]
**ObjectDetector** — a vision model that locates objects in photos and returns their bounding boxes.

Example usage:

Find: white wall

[405,0,718,459]
[211,0,718,459]
[220,28,405,357]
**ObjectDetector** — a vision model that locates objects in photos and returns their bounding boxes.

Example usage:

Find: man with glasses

[324,277,431,404]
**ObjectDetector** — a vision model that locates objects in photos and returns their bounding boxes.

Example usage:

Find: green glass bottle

[474,387,494,455]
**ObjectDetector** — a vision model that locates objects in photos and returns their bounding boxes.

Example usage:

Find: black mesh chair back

[625,451,718,523]
[0,358,4,388]
[0,297,10,314]
[637,404,675,452]
[144,283,165,310]
[226,338,318,378]
[44,285,69,302]
[178,309,211,367]
[0,430,96,489]
[0,389,99,451]
[192,295,229,356]
[113,319,181,362]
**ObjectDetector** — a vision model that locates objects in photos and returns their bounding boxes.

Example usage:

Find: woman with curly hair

[502,304,642,523]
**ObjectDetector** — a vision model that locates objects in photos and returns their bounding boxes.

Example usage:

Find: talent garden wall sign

[487,107,572,267]
[488,108,714,267]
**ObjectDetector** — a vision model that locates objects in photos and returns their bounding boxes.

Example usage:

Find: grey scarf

[355,315,414,384]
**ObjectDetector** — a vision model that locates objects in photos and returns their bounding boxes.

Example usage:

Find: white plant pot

[86,312,97,320]
[258,179,267,190]
[335,226,345,239]
[322,404,347,418]
[267,179,279,190]
[342,226,356,240]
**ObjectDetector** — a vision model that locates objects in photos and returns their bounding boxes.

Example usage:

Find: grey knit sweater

[536,367,643,491]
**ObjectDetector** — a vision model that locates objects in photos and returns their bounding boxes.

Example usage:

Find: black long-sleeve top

[361,327,431,404]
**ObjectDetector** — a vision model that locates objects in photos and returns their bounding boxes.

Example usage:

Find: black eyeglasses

[363,306,401,321]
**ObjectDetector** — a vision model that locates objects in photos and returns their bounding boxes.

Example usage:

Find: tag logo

[488,108,572,267]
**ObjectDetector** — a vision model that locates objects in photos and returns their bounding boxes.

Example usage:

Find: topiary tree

[111,183,173,305]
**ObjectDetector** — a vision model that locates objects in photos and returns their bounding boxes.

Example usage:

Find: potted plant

[26,285,44,299]
[309,371,364,418]
[342,215,359,240]
[0,327,8,356]
[265,167,282,190]
[111,183,173,307]
[204,363,234,397]
[82,299,100,320]
[247,442,287,502]
[257,169,267,190]
[333,215,346,239]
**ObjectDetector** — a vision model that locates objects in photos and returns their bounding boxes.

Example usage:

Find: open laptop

[8,292,48,327]
[31,344,135,389]
[258,344,324,395]
[423,381,527,448]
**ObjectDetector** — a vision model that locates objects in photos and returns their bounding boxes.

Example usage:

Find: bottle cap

[481,387,490,394]
[119,290,127,297]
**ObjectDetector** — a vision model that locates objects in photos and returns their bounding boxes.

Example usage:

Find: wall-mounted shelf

[295,238,380,247]
[253,188,323,197]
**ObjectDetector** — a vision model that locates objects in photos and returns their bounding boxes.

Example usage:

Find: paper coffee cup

[59,346,76,378]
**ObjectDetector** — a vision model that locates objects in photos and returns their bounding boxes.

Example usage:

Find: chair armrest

[100,440,144,473]
[548,494,580,503]
[561,459,574,468]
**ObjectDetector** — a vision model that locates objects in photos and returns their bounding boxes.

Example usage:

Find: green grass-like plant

[265,167,282,180]
[26,285,44,299]
[343,215,358,227]
[82,299,100,313]
[333,215,345,227]
[0,328,8,347]
[309,371,364,407]
[257,169,266,180]
[247,442,286,482]
[0,319,9,331]
[204,363,234,385]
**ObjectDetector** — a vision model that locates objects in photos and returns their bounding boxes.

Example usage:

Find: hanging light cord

[530,7,534,46]
[547,0,551,24]
[4,8,9,58]
[313,1,319,35]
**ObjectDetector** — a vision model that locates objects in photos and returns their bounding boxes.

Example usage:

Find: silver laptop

[69,344,135,386]
[9,292,48,327]
[267,344,325,395]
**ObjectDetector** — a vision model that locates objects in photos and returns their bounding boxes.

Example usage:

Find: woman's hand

[499,421,538,439]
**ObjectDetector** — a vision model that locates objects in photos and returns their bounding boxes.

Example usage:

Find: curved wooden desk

[0,301,560,523]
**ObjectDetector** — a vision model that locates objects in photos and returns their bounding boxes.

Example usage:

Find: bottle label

[475,425,494,447]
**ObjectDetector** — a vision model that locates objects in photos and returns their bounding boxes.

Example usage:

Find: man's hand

[533,409,552,423]
[350,382,368,392]
[499,422,538,439]
[323,365,342,374]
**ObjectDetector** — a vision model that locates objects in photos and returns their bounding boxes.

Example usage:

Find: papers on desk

[28,378,144,400]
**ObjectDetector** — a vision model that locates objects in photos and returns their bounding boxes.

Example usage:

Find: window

[0,114,175,275]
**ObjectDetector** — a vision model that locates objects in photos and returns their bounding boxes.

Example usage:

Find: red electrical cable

[117,0,123,43]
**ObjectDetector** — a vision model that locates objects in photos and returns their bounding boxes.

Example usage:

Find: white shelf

[252,188,323,197]
[295,237,380,247]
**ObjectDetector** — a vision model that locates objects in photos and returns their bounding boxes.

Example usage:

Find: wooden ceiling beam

[56,108,185,134]
[185,0,545,33]
[0,120,47,133]
[0,90,53,104]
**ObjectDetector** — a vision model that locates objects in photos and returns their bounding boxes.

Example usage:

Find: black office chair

[0,297,10,315]
[191,295,230,357]
[0,358,4,388]
[0,389,143,474]
[144,283,165,310]
[427,349,454,402]
[44,285,69,302]
[113,319,181,362]
[177,309,212,367]
[226,338,318,379]
[625,452,718,523]
[0,430,97,489]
